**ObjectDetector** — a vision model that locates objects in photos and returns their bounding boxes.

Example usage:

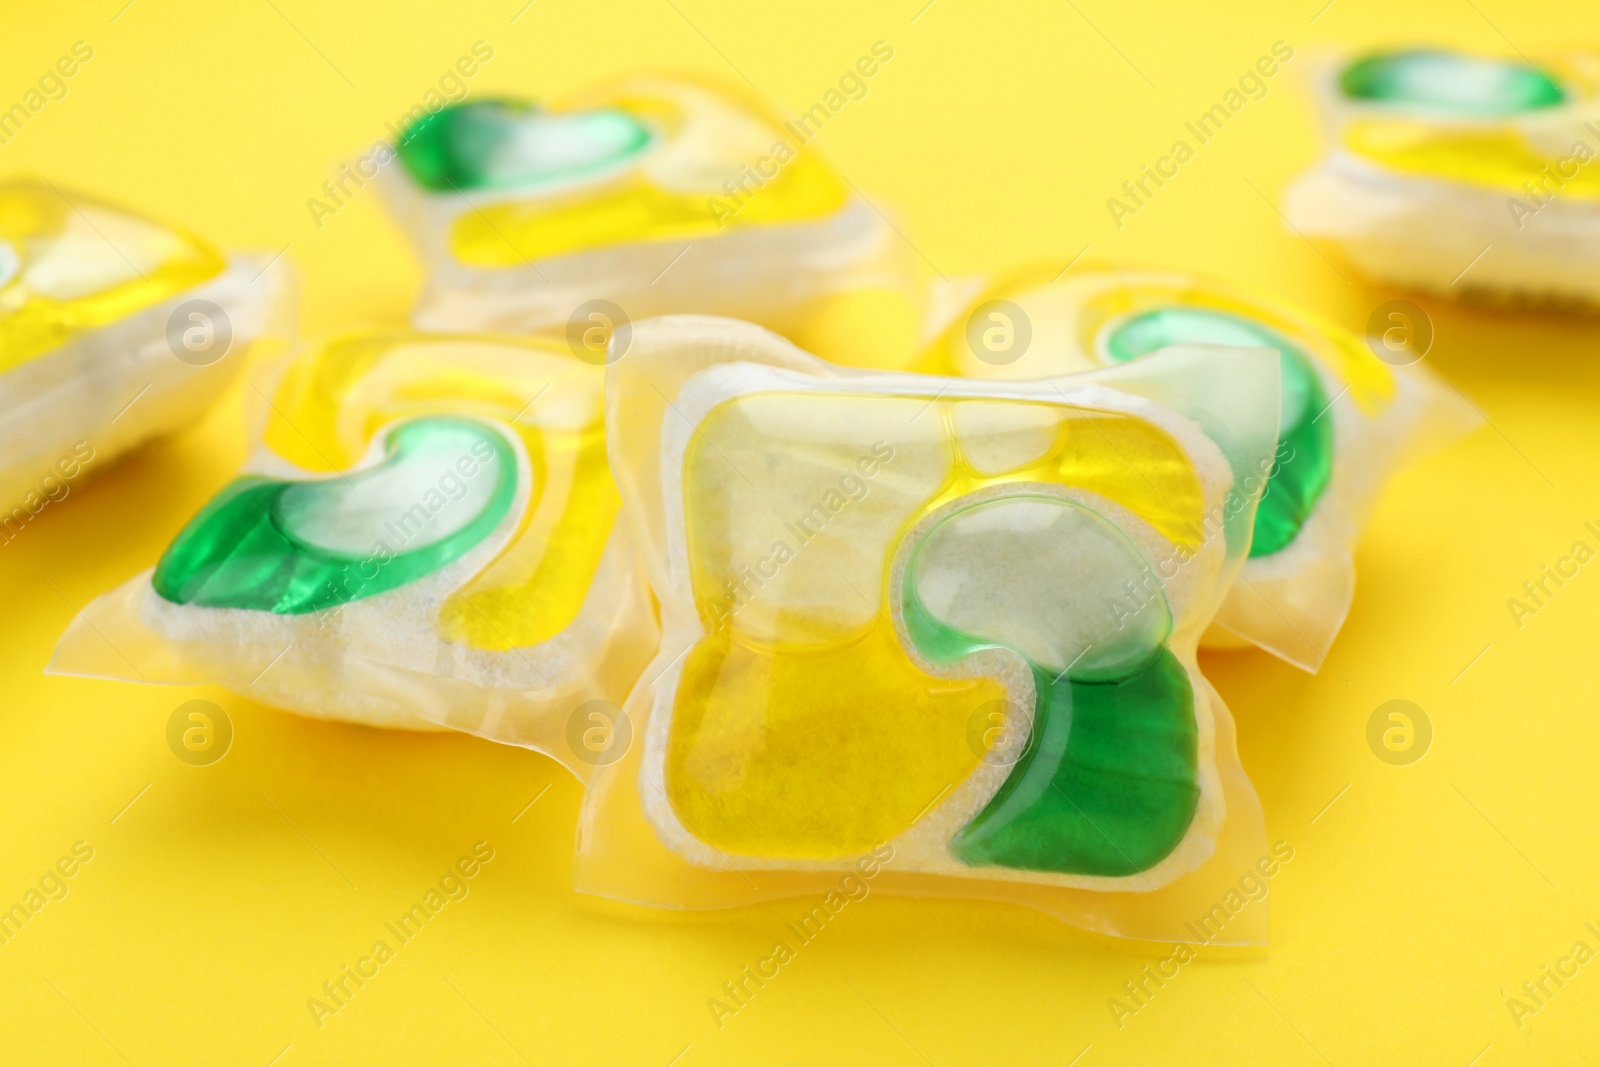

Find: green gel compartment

[395,98,653,192]
[1102,306,1333,557]
[901,495,1199,877]
[1339,49,1566,115]
[153,417,518,614]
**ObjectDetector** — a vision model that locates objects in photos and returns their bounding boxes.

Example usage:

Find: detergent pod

[1286,46,1600,308]
[575,315,1285,942]
[377,74,924,369]
[926,263,1479,672]
[0,178,283,522]
[50,331,658,769]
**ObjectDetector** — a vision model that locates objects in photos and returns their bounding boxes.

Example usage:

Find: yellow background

[3,0,1598,1063]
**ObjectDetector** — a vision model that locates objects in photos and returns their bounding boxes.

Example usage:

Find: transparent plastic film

[0,178,286,515]
[577,315,1281,943]
[1285,47,1600,308]
[377,72,925,370]
[924,262,1481,672]
[48,331,659,779]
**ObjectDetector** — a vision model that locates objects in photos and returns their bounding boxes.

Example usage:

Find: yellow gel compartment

[933,404,1209,549]
[0,178,225,374]
[448,82,850,267]
[666,623,1001,858]
[1343,118,1600,201]
[263,332,618,650]
[666,392,1205,858]
[931,263,1396,414]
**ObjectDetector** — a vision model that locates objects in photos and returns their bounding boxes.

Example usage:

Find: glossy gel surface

[904,496,1197,877]
[1103,306,1333,557]
[1342,120,1600,199]
[174,332,619,648]
[0,179,224,374]
[421,82,850,265]
[1333,50,1600,197]
[153,418,517,613]
[1340,49,1566,114]
[665,392,1205,872]
[397,99,653,192]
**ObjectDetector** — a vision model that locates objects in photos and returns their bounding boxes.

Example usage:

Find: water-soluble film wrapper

[50,330,659,778]
[378,73,925,371]
[575,315,1284,943]
[927,263,1480,672]
[1285,47,1600,309]
[0,178,285,520]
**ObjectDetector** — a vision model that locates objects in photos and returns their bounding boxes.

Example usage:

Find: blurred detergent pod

[50,330,659,775]
[375,74,924,370]
[0,177,286,526]
[925,263,1481,672]
[1285,46,1600,310]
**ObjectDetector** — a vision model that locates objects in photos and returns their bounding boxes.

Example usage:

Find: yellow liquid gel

[665,393,1206,858]
[0,179,224,374]
[445,77,850,266]
[262,332,618,649]
[438,418,619,650]
[449,152,849,267]
[1344,119,1600,200]
[667,623,1001,858]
